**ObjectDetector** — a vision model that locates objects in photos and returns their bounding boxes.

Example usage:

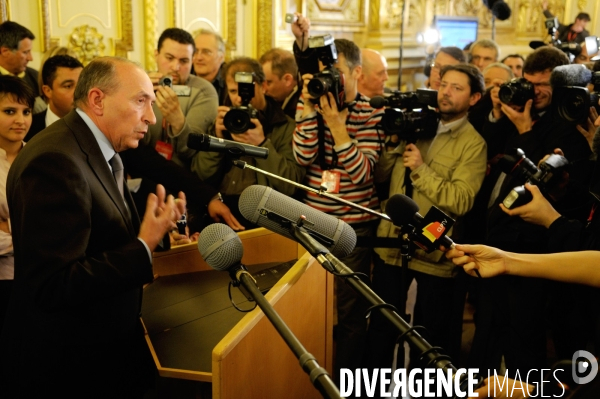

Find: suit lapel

[63,111,137,236]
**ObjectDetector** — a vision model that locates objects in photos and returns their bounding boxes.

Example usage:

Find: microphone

[187,133,269,159]
[369,96,386,109]
[385,194,455,253]
[550,64,592,88]
[483,0,511,21]
[238,185,357,258]
[198,222,244,272]
[529,41,547,50]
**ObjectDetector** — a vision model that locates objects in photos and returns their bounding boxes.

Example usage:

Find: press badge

[321,170,341,193]
[155,141,173,160]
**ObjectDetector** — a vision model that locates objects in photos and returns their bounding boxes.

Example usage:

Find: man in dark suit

[26,54,83,141]
[0,21,39,96]
[0,57,185,397]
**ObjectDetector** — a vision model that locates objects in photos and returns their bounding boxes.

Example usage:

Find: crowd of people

[0,3,599,397]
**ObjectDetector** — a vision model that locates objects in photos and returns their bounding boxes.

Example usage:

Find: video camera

[498,148,569,209]
[499,78,535,107]
[551,64,600,123]
[369,89,439,142]
[307,35,346,111]
[223,72,258,134]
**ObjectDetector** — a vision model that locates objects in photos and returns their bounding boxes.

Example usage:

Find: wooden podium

[143,228,334,398]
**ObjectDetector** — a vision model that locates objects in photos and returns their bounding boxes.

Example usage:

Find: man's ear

[87,88,105,115]
[282,73,295,87]
[469,92,482,106]
[0,46,11,57]
[154,49,159,62]
[41,84,52,100]
[352,65,362,80]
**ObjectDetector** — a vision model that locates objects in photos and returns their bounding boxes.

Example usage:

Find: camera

[223,72,258,134]
[545,17,559,33]
[307,34,346,111]
[552,68,600,123]
[370,89,439,142]
[499,78,535,107]
[498,148,569,209]
[159,76,172,88]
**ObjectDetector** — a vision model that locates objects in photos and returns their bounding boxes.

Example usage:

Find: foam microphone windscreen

[198,223,244,271]
[550,64,592,88]
[484,0,511,20]
[385,194,421,227]
[369,96,386,108]
[238,185,357,258]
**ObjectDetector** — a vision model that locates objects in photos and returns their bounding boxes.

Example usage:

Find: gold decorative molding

[0,0,10,22]
[226,0,237,52]
[169,0,177,27]
[144,0,157,71]
[115,0,133,57]
[307,0,365,28]
[68,25,106,65]
[257,0,273,57]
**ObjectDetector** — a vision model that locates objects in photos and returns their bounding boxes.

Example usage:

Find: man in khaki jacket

[367,64,487,374]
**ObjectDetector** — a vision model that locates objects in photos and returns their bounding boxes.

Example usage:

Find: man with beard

[366,64,487,375]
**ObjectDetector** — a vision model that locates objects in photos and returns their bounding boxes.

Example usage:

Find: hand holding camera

[155,82,185,134]
[499,183,562,228]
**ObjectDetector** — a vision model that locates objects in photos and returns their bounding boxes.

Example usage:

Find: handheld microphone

[550,64,592,88]
[238,185,357,258]
[187,133,269,159]
[385,194,455,253]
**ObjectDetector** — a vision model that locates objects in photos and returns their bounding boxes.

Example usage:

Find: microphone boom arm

[233,267,341,399]
[233,160,392,222]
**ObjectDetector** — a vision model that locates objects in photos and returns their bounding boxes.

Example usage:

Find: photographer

[427,46,466,91]
[192,57,305,227]
[475,46,592,377]
[291,15,384,380]
[367,64,487,372]
[542,1,590,44]
[143,28,218,169]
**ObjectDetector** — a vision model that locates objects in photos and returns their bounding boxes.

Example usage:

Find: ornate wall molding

[115,0,133,57]
[257,0,273,57]
[0,0,10,22]
[225,0,237,53]
[144,0,157,70]
[68,24,105,65]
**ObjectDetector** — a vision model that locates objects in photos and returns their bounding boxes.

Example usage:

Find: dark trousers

[366,257,464,371]
[334,222,376,384]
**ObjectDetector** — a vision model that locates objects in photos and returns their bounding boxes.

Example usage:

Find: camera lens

[383,108,406,134]
[307,76,331,98]
[224,108,252,134]
[499,78,534,107]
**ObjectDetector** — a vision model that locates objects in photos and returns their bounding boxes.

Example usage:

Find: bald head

[358,49,388,98]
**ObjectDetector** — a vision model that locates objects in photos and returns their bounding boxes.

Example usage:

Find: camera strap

[316,113,338,171]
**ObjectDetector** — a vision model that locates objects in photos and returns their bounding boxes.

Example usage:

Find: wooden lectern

[143,228,334,398]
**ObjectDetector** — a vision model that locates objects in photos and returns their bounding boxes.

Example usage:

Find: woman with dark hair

[0,75,34,332]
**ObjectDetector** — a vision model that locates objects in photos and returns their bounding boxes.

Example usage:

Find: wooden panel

[212,253,333,399]
[152,227,305,276]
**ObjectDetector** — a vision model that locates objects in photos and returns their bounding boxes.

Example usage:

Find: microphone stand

[232,160,392,223]
[229,265,341,399]
[288,222,473,383]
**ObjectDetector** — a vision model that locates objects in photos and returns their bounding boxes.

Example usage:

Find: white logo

[572,350,598,385]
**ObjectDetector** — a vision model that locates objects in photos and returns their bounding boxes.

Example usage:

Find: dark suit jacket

[0,110,155,396]
[25,109,46,142]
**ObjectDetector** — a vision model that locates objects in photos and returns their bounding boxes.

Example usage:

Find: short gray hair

[73,57,140,108]
[471,39,500,61]
[193,29,225,54]
[482,62,514,79]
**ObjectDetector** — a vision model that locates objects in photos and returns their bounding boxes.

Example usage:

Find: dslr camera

[499,78,535,107]
[306,34,346,111]
[370,89,439,142]
[499,148,569,209]
[223,72,258,134]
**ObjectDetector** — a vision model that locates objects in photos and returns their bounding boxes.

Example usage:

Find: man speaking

[0,57,184,397]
